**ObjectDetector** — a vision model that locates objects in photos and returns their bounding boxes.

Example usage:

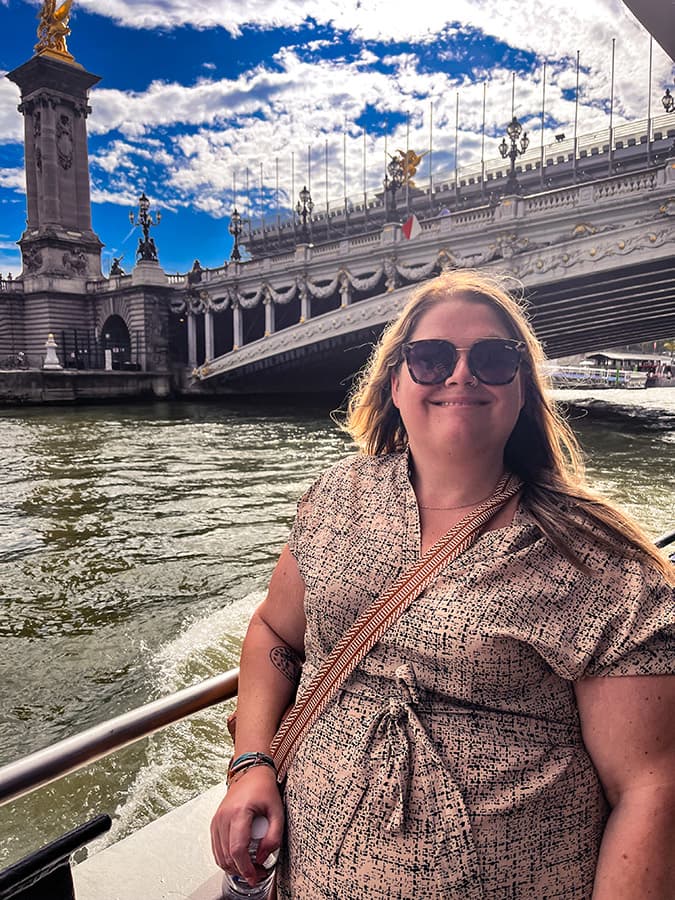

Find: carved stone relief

[56,114,73,170]
[62,246,87,275]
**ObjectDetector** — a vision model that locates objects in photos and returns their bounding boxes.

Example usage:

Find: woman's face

[390,297,526,464]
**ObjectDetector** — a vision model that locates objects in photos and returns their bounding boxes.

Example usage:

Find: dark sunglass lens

[407,341,457,384]
[470,340,520,384]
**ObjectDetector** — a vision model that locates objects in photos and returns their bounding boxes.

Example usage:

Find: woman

[211,269,674,898]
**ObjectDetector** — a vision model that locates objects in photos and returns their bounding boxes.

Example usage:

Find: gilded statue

[35,0,75,60]
[395,148,430,187]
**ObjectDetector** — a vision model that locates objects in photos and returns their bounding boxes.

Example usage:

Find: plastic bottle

[221,815,278,899]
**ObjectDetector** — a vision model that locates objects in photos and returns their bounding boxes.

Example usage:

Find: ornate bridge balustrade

[168,159,675,393]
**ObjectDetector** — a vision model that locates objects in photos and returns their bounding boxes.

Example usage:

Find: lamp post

[296,185,314,242]
[228,208,242,262]
[663,88,674,114]
[384,153,405,222]
[129,192,161,261]
[498,116,530,194]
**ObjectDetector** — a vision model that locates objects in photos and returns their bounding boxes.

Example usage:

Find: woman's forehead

[410,297,513,338]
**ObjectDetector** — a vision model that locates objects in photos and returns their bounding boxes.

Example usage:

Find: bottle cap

[250,816,269,841]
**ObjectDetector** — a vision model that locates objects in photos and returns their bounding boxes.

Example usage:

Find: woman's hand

[211,765,285,885]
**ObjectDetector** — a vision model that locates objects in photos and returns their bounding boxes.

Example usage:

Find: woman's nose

[444,348,474,384]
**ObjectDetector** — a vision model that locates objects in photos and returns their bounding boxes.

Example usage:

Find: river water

[0,389,673,868]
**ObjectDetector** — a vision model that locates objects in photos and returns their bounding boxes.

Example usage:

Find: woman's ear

[390,369,400,409]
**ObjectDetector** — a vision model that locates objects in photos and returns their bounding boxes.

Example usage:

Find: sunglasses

[401,338,526,386]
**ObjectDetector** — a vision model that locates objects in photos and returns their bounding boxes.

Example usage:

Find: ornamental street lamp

[129,192,161,261]
[498,116,530,194]
[228,208,243,262]
[384,153,405,222]
[296,185,314,242]
[663,88,674,114]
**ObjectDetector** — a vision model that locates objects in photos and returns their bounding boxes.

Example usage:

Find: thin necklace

[416,479,503,511]
[418,495,492,511]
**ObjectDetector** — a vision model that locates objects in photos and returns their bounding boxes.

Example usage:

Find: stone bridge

[168,158,675,394]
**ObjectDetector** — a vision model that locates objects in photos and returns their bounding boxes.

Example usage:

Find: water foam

[94,591,265,853]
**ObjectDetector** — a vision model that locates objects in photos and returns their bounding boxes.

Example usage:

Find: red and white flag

[402,214,421,240]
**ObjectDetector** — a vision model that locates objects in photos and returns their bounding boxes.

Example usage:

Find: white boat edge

[73,782,227,900]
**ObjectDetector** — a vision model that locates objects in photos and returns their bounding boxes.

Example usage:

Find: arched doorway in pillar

[100,315,131,370]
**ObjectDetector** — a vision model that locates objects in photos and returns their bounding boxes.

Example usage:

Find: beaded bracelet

[227,752,277,786]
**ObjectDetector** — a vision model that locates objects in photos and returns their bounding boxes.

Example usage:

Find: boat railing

[0,668,239,809]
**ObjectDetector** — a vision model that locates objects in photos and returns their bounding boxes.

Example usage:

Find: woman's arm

[210,545,307,883]
[575,674,675,899]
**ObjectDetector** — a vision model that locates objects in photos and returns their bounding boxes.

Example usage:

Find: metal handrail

[0,668,239,809]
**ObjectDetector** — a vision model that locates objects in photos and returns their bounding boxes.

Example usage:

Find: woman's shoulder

[305,450,406,498]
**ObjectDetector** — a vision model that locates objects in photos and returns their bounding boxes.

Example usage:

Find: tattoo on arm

[270,645,302,685]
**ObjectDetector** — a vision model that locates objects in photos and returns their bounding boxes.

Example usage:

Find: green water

[0,392,672,867]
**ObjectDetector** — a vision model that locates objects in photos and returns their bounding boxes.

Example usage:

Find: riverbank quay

[0,369,171,405]
[552,386,675,433]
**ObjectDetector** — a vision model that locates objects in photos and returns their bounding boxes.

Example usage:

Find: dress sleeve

[582,559,674,677]
[287,478,320,579]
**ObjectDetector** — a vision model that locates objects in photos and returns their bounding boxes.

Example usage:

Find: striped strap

[270,471,523,781]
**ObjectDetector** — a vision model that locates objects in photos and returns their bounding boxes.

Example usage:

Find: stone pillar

[300,291,310,323]
[7,54,103,280]
[264,297,275,336]
[204,309,214,362]
[187,314,198,368]
[233,303,243,349]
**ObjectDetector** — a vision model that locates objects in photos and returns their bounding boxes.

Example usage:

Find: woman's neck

[408,445,506,510]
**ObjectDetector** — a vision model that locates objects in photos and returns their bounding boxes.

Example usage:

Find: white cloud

[0,168,25,191]
[0,77,23,145]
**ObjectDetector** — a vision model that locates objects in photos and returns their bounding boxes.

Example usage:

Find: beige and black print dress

[276,452,673,900]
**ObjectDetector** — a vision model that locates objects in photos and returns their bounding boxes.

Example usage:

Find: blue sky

[0,0,672,276]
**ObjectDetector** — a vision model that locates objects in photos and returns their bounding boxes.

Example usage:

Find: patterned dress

[276,452,673,900]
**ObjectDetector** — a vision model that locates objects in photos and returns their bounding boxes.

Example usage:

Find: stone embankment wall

[0,371,171,405]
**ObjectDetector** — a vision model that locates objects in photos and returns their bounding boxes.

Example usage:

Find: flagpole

[307,144,311,194]
[260,161,267,251]
[573,50,580,182]
[429,100,434,213]
[275,157,280,235]
[291,151,296,237]
[325,137,329,239]
[454,91,459,207]
[363,127,368,222]
[405,111,410,213]
[608,37,615,176]
[540,60,546,189]
[511,71,515,119]
[647,35,653,166]
[246,166,251,240]
[343,122,348,234]
[480,82,486,200]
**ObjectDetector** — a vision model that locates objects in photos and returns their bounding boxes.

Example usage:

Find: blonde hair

[344,269,673,582]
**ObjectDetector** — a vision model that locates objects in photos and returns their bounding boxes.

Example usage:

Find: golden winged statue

[395,148,430,187]
[35,0,75,60]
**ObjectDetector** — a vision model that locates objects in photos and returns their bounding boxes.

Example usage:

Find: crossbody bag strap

[270,471,523,781]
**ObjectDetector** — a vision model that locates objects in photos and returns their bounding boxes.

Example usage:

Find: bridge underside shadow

[203,257,675,396]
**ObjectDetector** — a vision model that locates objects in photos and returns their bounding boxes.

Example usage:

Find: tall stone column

[264,297,275,336]
[232,302,243,349]
[187,314,198,368]
[7,54,102,283]
[204,309,214,362]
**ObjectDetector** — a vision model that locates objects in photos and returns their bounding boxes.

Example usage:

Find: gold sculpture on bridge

[395,148,430,187]
[35,0,76,62]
